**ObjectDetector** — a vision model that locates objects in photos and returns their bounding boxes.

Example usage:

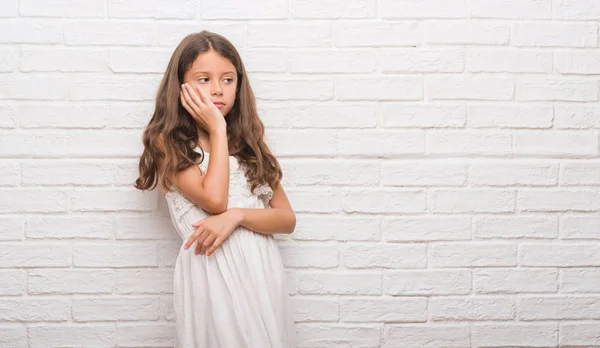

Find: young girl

[135,31,297,348]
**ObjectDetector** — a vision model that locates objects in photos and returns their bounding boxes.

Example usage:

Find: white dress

[164,147,297,348]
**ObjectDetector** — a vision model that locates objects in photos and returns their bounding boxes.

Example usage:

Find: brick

[343,243,427,269]
[116,215,176,239]
[253,79,333,101]
[381,48,464,73]
[115,323,175,347]
[201,0,286,19]
[115,269,173,294]
[290,50,376,73]
[281,159,379,186]
[384,270,471,295]
[380,103,466,128]
[20,104,107,128]
[248,23,330,47]
[512,22,597,47]
[561,161,600,185]
[291,0,375,18]
[469,161,558,186]
[298,271,382,295]
[472,323,558,347]
[0,217,22,241]
[70,75,159,100]
[555,51,600,74]
[0,0,17,17]
[520,242,600,266]
[0,75,68,100]
[336,77,423,101]
[73,296,159,321]
[279,246,339,268]
[467,49,552,73]
[0,270,25,295]
[65,21,155,46]
[28,270,114,294]
[426,21,509,45]
[73,242,158,267]
[381,0,466,18]
[519,296,600,320]
[382,160,467,186]
[335,21,421,47]
[560,322,600,346]
[553,0,600,19]
[560,215,600,239]
[292,297,339,322]
[383,217,471,242]
[268,130,337,156]
[25,216,113,239]
[20,0,104,17]
[517,78,598,101]
[29,324,116,348]
[474,268,558,294]
[0,161,18,186]
[22,161,112,185]
[384,325,470,348]
[562,268,600,293]
[0,298,69,322]
[109,48,171,73]
[430,296,515,321]
[156,23,246,48]
[513,131,598,156]
[340,297,427,322]
[427,76,514,100]
[296,324,381,348]
[108,0,194,18]
[430,242,517,267]
[473,216,558,239]
[431,189,515,213]
[339,131,425,156]
[470,0,551,18]
[0,189,69,213]
[21,48,107,72]
[343,189,426,214]
[518,189,600,212]
[0,47,18,72]
[71,189,158,212]
[0,104,17,128]
[293,215,380,241]
[555,104,600,129]
[239,49,287,73]
[0,325,27,348]
[469,104,553,128]
[0,20,62,44]
[259,102,377,129]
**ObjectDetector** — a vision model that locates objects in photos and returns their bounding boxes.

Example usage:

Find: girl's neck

[197,128,211,151]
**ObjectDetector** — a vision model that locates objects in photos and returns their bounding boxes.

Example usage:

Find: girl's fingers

[181,84,204,117]
[184,229,202,250]
[185,83,206,110]
[191,219,204,228]
[195,85,210,105]
[199,234,216,255]
[206,238,223,256]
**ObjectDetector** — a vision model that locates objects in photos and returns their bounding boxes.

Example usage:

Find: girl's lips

[214,103,225,109]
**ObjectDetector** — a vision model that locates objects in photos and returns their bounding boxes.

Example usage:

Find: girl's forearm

[229,207,295,235]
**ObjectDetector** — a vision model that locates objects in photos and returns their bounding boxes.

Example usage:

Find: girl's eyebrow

[193,71,236,76]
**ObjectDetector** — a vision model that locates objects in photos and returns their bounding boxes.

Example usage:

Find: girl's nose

[211,82,223,96]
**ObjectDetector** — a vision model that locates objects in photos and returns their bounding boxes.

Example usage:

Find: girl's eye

[224,78,234,83]
[198,78,209,83]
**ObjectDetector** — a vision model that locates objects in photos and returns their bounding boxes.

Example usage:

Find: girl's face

[182,49,238,117]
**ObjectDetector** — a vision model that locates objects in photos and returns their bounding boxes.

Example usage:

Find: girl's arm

[193,184,296,235]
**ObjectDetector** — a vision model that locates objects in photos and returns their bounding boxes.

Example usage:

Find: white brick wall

[1,0,599,347]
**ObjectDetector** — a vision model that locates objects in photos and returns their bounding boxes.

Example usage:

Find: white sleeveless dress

[164,147,296,348]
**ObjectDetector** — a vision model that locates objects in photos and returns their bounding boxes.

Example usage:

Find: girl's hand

[180,83,226,134]
[184,209,241,256]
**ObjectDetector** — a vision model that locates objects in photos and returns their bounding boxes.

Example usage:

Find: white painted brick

[0,161,18,186]
[471,0,551,19]
[343,189,427,214]
[73,242,158,267]
[383,324,470,348]
[201,0,286,19]
[468,49,552,73]
[115,323,175,347]
[292,297,339,322]
[472,323,558,347]
[159,295,174,321]
[0,104,17,128]
[0,47,17,72]
[0,325,27,348]
[297,271,382,295]
[115,269,173,294]
[106,101,154,128]
[0,131,144,158]
[279,245,339,268]
[157,240,181,267]
[560,215,600,239]
[28,324,116,348]
[561,161,600,185]
[156,23,246,48]
[431,189,515,213]
[290,50,376,73]
[512,22,597,47]
[380,103,466,128]
[248,23,330,47]
[469,161,558,186]
[0,217,22,241]
[0,243,70,268]
[20,103,106,128]
[25,216,113,239]
[430,242,517,267]
[562,268,600,293]
[0,75,68,99]
[21,48,107,72]
[288,189,343,213]
[268,130,337,156]
[64,21,155,46]
[253,79,333,101]
[474,268,558,294]
[336,77,423,101]
[339,130,424,156]
[519,296,600,320]
[116,215,175,239]
[555,104,600,129]
[281,159,379,186]
[0,189,69,213]
[520,242,600,266]
[108,0,194,19]
[343,243,427,269]
[340,297,427,322]
[426,21,509,45]
[473,216,558,239]
[293,215,380,241]
[383,217,471,242]
[0,0,17,17]
[0,270,25,295]
[291,0,375,18]
[469,104,553,128]
[381,48,464,73]
[21,161,112,185]
[70,75,159,100]
[427,76,514,101]
[382,160,467,186]
[381,0,466,18]
[517,78,598,101]
[71,189,158,212]
[297,324,380,348]
[0,20,62,44]
[73,296,159,321]
[109,48,171,73]
[560,322,600,346]
[514,131,598,156]
[335,21,421,47]
[259,102,376,129]
[553,0,600,19]
[20,0,104,17]
[0,298,69,322]
[240,49,287,73]
[28,270,113,294]
[430,296,515,321]
[384,270,471,295]
[518,189,600,212]
[555,51,600,74]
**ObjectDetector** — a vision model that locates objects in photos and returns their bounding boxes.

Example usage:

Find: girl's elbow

[286,212,296,234]
[205,198,228,214]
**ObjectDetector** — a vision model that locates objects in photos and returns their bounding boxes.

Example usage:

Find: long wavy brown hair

[135,31,282,194]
